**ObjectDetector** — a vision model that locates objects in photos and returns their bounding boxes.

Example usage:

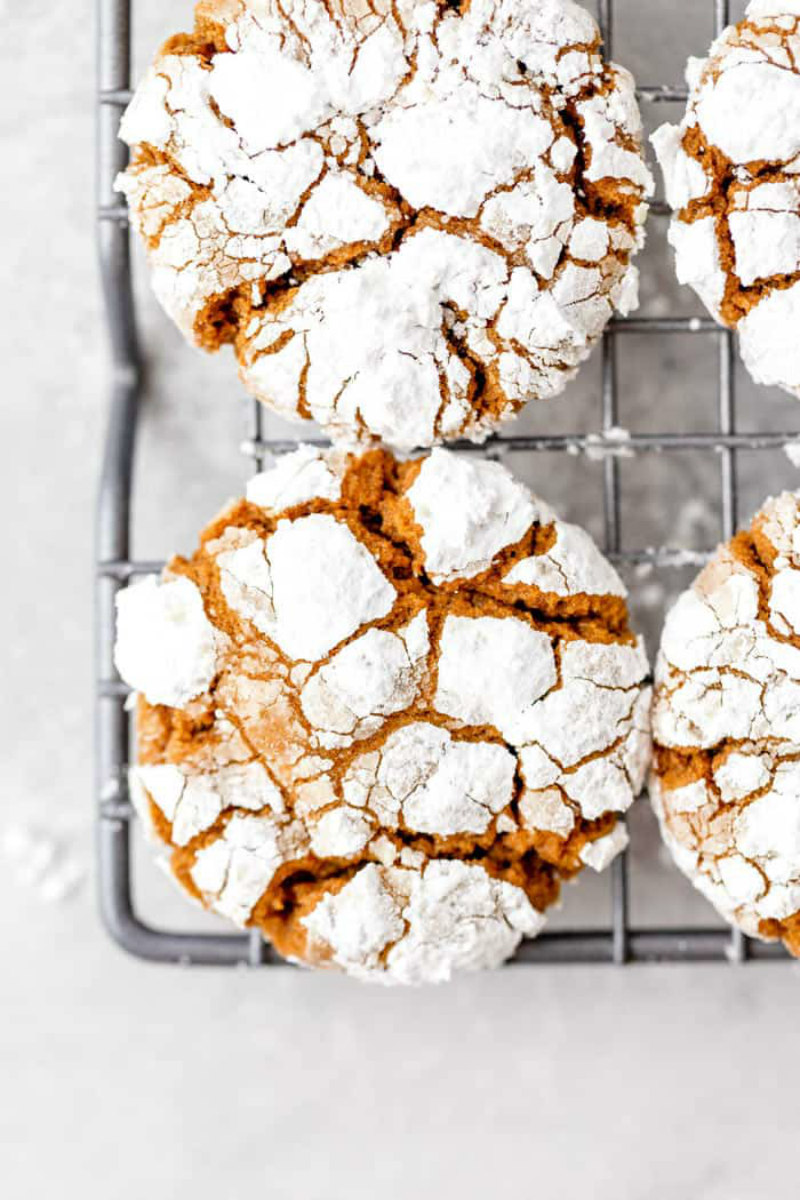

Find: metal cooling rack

[96,0,792,965]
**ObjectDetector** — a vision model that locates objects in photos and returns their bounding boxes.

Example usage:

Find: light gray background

[3,1,800,1196]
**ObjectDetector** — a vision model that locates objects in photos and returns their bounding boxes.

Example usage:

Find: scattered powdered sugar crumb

[584,426,634,462]
[785,441,800,468]
[637,580,667,610]
[674,496,716,548]
[1,824,88,904]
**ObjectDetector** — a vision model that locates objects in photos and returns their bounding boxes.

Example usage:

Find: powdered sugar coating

[342,722,517,836]
[217,513,397,661]
[739,288,800,395]
[748,1,800,15]
[114,576,218,707]
[191,812,309,926]
[246,444,343,511]
[130,760,284,846]
[118,447,651,983]
[503,518,627,597]
[300,612,430,749]
[578,822,629,871]
[652,490,800,952]
[119,0,651,449]
[406,449,540,582]
[653,4,800,399]
[303,861,546,985]
[435,617,558,742]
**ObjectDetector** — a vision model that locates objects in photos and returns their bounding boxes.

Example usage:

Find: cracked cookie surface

[653,0,800,398]
[115,445,651,983]
[652,489,800,954]
[118,0,652,450]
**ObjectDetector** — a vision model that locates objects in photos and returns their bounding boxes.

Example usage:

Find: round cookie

[115,446,651,983]
[118,0,652,450]
[651,491,800,954]
[653,1,800,398]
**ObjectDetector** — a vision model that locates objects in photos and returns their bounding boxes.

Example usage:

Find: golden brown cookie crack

[677,125,800,326]
[663,16,800,329]
[176,450,637,646]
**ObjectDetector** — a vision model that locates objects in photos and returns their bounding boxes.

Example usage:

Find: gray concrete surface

[3,1,800,1196]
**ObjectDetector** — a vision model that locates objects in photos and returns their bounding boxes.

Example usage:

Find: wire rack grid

[96,0,793,967]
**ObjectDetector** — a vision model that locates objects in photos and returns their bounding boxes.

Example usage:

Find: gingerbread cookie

[652,490,800,954]
[118,0,652,449]
[115,446,651,983]
[654,1,800,398]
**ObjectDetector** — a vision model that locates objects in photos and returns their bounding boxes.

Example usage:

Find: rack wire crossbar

[96,0,791,966]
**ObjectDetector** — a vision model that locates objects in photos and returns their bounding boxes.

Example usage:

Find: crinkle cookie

[118,0,652,451]
[653,0,800,398]
[115,446,651,983]
[652,491,800,955]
